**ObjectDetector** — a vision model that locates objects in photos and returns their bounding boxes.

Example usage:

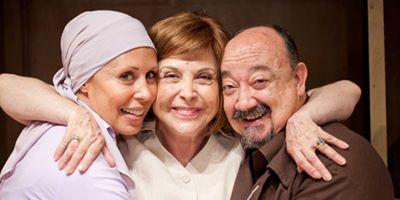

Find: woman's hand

[285,112,349,181]
[54,108,115,175]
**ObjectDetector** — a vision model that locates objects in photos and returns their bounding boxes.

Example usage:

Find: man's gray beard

[241,124,275,150]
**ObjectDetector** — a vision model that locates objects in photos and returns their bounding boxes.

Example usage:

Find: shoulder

[295,122,394,199]
[320,122,386,168]
[2,123,130,199]
[54,154,131,199]
[0,124,66,198]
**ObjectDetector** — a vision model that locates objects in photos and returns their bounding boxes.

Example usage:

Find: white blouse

[121,121,245,200]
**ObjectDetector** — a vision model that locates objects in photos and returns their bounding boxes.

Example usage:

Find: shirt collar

[257,130,297,188]
[132,120,236,168]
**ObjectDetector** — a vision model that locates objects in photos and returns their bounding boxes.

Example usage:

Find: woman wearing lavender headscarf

[0,10,157,199]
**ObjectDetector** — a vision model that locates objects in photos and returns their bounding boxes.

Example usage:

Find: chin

[241,130,272,149]
[173,125,207,137]
[115,125,141,136]
[240,123,274,149]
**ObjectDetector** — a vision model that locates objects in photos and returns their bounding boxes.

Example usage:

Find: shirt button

[181,175,191,183]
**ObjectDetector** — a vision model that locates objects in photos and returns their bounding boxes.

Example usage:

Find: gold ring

[71,135,81,143]
[315,138,325,149]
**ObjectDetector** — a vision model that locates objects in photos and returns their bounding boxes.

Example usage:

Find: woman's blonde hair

[149,11,230,133]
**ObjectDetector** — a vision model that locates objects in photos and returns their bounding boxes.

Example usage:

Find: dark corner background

[0,0,399,196]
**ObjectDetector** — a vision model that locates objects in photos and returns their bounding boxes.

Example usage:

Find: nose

[235,85,257,111]
[179,77,197,102]
[133,77,154,103]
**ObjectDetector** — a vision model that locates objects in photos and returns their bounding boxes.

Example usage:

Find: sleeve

[54,155,132,200]
[293,164,360,200]
[292,152,393,200]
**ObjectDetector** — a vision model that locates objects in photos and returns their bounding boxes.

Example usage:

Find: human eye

[146,70,157,80]
[252,78,269,90]
[160,71,180,83]
[196,73,214,85]
[145,70,158,84]
[120,72,136,82]
[222,82,237,95]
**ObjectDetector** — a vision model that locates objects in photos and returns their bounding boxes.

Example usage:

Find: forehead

[105,48,157,69]
[221,29,289,75]
[159,48,217,70]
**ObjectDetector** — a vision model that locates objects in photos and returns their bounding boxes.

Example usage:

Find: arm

[0,73,113,174]
[0,73,77,125]
[285,80,361,181]
[301,80,361,124]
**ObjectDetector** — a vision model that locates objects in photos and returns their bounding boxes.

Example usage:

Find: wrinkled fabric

[0,10,155,199]
[54,10,154,101]
[231,123,394,200]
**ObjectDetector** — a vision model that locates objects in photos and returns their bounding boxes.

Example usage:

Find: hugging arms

[0,73,360,179]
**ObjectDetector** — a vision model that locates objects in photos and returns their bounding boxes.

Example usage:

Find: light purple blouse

[0,10,154,199]
[0,105,135,199]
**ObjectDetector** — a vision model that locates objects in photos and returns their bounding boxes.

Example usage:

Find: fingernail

[58,161,64,170]
[343,143,349,148]
[65,165,72,175]
[323,173,332,181]
[54,154,60,161]
[78,164,84,172]
[339,158,347,165]
[296,166,301,173]
[313,172,321,179]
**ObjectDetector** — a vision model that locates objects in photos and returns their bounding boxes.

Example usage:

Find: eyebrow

[160,66,216,72]
[197,67,217,74]
[221,70,231,79]
[109,65,140,72]
[221,65,271,79]
[158,66,178,71]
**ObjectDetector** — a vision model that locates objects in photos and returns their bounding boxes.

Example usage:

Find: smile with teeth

[244,112,266,121]
[173,107,201,116]
[242,107,271,121]
[120,108,144,116]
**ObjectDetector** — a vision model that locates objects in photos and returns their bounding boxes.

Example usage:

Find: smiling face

[152,48,220,138]
[221,27,307,148]
[79,47,158,135]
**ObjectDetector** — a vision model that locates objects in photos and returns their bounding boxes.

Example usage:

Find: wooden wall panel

[368,0,387,164]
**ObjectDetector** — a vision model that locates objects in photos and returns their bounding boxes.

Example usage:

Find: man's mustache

[232,104,271,120]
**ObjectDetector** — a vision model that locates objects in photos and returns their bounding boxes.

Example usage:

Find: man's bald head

[225,25,299,69]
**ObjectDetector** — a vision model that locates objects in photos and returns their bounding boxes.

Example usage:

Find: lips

[120,108,145,116]
[243,106,271,121]
[233,104,271,122]
[172,106,201,117]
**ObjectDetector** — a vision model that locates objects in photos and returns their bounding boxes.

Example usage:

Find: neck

[156,121,209,166]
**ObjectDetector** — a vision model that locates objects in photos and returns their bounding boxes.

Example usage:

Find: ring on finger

[315,138,326,149]
[71,135,82,143]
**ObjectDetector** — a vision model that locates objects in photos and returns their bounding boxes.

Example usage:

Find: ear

[294,62,308,96]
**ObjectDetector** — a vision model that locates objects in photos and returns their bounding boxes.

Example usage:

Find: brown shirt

[231,122,394,200]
